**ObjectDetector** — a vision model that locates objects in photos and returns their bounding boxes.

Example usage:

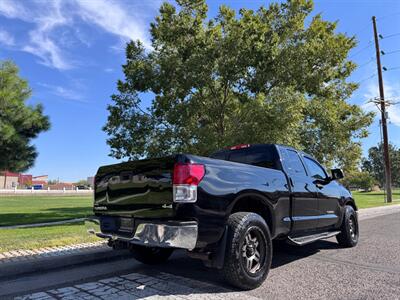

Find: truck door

[302,156,341,230]
[279,147,319,233]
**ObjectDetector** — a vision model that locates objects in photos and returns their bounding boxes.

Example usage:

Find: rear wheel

[129,245,174,265]
[221,212,272,290]
[336,205,359,247]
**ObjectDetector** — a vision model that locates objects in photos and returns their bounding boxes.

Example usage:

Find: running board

[287,231,341,246]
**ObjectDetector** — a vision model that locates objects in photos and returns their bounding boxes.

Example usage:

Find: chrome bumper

[84,217,198,250]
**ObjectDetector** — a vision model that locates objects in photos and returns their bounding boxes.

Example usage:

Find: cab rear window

[210,145,279,170]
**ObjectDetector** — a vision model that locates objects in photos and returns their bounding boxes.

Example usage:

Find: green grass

[0,195,98,252]
[0,223,99,252]
[352,189,400,209]
[0,195,93,226]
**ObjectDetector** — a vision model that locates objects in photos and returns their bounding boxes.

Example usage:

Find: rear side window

[303,157,327,180]
[210,151,226,160]
[280,148,307,176]
[211,146,279,169]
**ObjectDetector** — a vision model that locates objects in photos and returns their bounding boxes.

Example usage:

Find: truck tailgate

[94,157,175,216]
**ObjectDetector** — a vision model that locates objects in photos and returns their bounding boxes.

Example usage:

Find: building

[19,174,32,187]
[87,176,95,188]
[33,175,48,182]
[0,171,19,189]
[0,171,48,189]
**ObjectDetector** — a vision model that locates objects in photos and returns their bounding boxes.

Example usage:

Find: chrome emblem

[94,206,107,211]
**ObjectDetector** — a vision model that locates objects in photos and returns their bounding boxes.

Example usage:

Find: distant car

[76,185,89,190]
[32,185,43,190]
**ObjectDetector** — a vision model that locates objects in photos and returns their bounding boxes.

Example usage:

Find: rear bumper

[84,217,198,250]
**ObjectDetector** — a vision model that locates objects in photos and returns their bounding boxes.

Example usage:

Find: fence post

[31,186,34,193]
[63,187,65,193]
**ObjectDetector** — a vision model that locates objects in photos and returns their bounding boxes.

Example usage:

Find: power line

[356,73,377,85]
[357,57,375,68]
[380,32,400,40]
[349,42,374,59]
[381,49,400,56]
[383,66,400,71]
[376,12,400,21]
[352,22,372,37]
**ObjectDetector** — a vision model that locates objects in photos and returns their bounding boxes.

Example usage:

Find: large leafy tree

[362,143,400,187]
[104,0,374,170]
[0,60,50,172]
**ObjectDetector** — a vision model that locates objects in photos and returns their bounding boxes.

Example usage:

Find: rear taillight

[229,144,250,150]
[173,163,205,203]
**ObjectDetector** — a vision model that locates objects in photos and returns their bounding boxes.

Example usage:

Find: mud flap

[204,225,228,269]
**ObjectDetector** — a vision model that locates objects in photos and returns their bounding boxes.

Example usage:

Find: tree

[104,0,374,171]
[75,179,89,186]
[362,143,400,187]
[341,171,375,191]
[0,60,50,172]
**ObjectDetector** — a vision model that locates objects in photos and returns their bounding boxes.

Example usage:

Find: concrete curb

[358,204,400,220]
[0,246,131,280]
[0,241,107,262]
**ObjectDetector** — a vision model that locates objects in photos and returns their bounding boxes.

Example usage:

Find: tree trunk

[3,171,7,189]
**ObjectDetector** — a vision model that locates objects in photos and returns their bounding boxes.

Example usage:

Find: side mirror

[331,168,344,180]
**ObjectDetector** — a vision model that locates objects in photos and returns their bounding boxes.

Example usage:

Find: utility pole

[372,16,392,203]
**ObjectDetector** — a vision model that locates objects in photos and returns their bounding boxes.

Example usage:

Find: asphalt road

[2,212,400,300]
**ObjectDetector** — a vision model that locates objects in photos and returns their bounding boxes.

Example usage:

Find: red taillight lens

[229,144,250,150]
[173,163,205,186]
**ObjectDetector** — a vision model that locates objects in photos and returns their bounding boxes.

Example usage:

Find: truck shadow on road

[139,239,341,293]
[271,239,340,269]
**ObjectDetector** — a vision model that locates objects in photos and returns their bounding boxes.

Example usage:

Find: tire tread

[221,212,272,290]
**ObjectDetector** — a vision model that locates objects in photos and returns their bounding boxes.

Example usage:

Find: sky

[0,0,399,182]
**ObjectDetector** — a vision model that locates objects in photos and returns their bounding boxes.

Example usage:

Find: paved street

[1,211,399,300]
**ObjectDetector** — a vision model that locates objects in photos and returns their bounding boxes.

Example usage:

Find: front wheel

[336,205,359,247]
[221,212,272,290]
[129,245,174,265]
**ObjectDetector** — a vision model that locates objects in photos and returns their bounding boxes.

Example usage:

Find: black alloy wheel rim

[241,227,266,275]
[348,215,357,241]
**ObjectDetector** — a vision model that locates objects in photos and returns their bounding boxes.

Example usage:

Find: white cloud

[74,0,152,50]
[0,0,157,70]
[362,81,400,127]
[0,28,14,46]
[38,82,85,102]
[0,0,72,69]
[0,0,29,20]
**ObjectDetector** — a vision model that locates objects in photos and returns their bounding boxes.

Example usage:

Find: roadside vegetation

[0,223,98,252]
[353,189,400,209]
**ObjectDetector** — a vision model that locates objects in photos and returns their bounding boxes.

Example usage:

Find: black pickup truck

[86,144,358,289]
